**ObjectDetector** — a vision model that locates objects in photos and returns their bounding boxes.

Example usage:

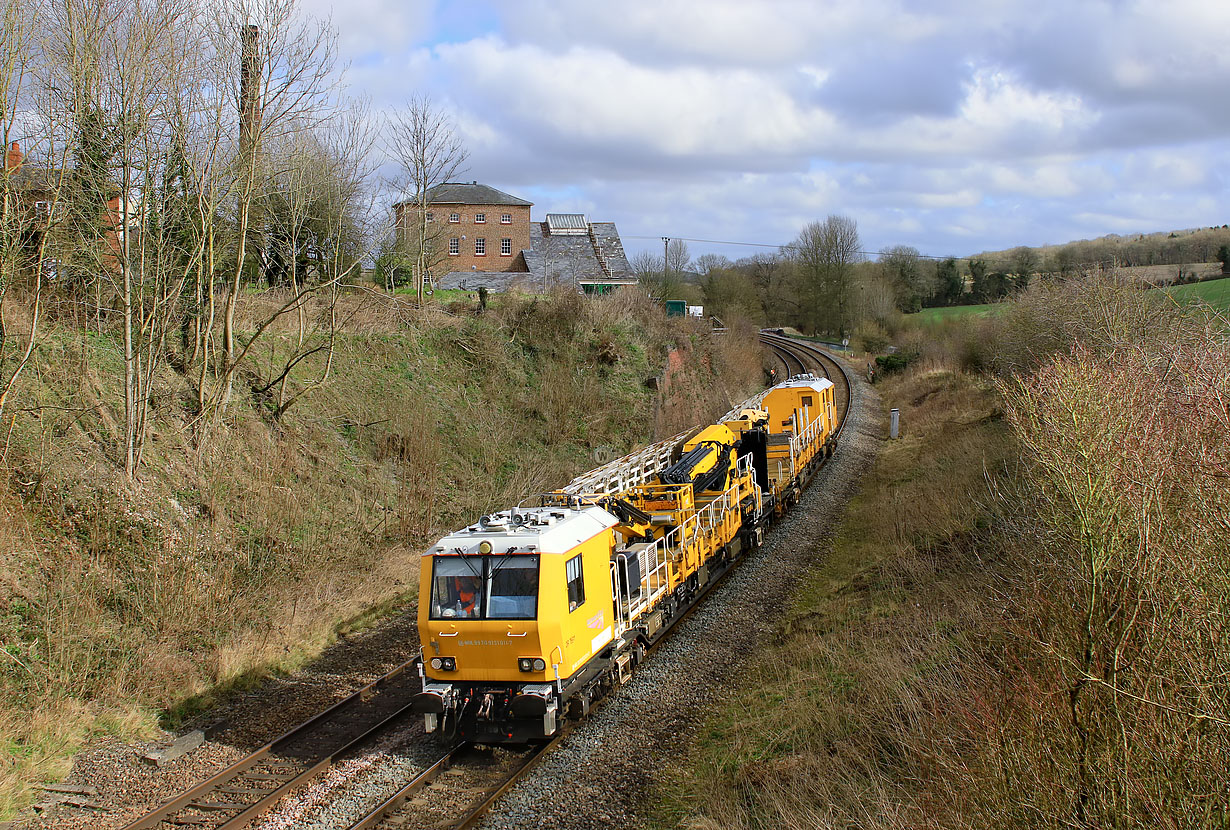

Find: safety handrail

[559,428,694,496]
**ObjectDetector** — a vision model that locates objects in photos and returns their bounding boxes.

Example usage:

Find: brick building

[394,182,533,278]
[393,182,637,293]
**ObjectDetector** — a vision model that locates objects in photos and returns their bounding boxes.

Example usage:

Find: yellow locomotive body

[414,505,625,741]
[412,372,836,742]
[757,373,837,508]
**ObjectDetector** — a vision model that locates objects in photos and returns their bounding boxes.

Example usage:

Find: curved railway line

[115,333,851,830]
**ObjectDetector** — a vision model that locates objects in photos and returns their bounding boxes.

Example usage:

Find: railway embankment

[0,288,761,820]
[662,277,1230,829]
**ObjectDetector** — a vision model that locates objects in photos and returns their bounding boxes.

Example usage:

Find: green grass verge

[910,275,1230,326]
[910,302,1000,324]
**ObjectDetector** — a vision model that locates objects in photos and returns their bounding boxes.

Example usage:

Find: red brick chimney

[5,141,20,172]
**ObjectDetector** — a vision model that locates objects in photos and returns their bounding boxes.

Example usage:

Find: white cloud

[309,0,1230,258]
[298,0,432,57]
[432,37,834,162]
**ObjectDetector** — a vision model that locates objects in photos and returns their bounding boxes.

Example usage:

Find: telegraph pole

[662,236,670,292]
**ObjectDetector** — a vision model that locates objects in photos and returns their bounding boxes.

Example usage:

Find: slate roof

[589,222,634,278]
[395,182,532,208]
[526,219,635,286]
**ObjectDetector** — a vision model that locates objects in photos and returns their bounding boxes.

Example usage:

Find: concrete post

[890,408,900,439]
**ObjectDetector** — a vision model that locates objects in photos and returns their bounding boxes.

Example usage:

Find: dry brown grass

[667,283,1230,829]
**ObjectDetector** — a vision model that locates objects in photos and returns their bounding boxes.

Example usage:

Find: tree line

[0,0,460,478]
[637,216,1230,340]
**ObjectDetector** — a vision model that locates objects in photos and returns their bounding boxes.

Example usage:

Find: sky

[300,0,1230,262]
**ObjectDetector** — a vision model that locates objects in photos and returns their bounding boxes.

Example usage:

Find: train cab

[412,505,622,742]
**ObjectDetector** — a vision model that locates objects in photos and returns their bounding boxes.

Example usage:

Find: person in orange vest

[453,576,479,617]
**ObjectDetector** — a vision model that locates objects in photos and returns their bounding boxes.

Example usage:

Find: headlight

[430,657,443,670]
[532,658,546,671]
[431,657,456,671]
[518,658,533,672]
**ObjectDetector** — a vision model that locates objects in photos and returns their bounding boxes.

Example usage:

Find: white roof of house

[775,373,835,394]
[426,506,618,557]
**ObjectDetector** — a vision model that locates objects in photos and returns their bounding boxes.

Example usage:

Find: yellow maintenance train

[411,373,839,742]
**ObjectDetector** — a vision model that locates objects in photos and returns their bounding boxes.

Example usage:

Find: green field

[910,275,1230,325]
[1165,275,1230,309]
[910,302,1000,325]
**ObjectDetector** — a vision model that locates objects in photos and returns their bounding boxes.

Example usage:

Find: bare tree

[41,0,219,475]
[384,94,467,305]
[630,248,679,300]
[207,0,341,413]
[0,0,43,421]
[665,237,690,280]
[629,249,660,284]
[255,102,377,419]
[693,252,732,276]
[790,215,861,337]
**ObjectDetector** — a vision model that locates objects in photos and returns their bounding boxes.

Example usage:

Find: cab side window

[566,554,585,611]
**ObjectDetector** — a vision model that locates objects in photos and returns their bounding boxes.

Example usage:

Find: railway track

[341,738,559,830]
[758,330,853,436]
[119,661,423,830]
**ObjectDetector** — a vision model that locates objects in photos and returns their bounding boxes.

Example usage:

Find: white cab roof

[774,373,834,394]
[426,505,618,557]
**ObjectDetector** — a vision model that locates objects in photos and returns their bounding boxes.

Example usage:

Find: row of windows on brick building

[447,237,514,256]
[427,211,513,224]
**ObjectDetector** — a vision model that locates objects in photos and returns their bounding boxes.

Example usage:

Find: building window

[449,212,460,223]
[448,238,459,255]
[566,554,585,610]
[425,212,434,223]
[501,238,512,256]
[474,237,485,256]
[500,213,512,224]
[474,212,486,223]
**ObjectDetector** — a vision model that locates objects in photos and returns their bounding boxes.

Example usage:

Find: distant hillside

[970,224,1230,273]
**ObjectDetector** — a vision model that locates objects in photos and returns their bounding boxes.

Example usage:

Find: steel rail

[342,741,470,830]
[452,736,562,830]
[758,332,853,439]
[120,660,421,830]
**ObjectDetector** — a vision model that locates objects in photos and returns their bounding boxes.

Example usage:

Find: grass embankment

[0,288,763,817]
[659,367,1012,828]
[668,277,1230,828]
